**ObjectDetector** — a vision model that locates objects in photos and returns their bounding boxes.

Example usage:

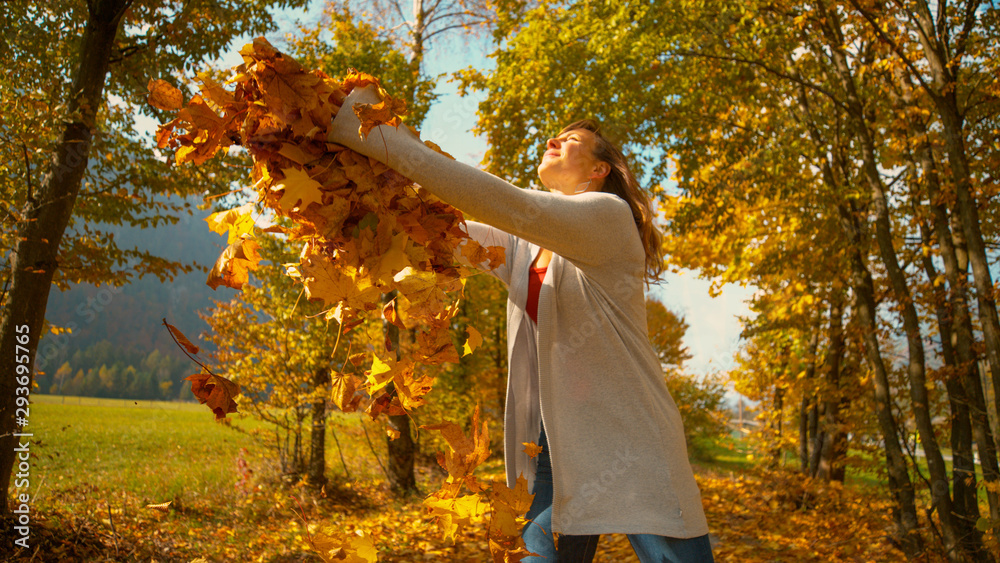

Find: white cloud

[649,270,755,376]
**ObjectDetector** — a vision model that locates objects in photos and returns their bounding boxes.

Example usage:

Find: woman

[329,85,714,563]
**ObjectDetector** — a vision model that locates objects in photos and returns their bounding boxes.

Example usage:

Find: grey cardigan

[463,207,709,538]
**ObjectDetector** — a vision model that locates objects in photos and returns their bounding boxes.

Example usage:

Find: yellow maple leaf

[487,476,535,563]
[424,494,488,544]
[205,203,255,244]
[195,72,235,111]
[462,326,483,357]
[371,232,411,284]
[422,406,491,483]
[367,354,398,393]
[330,371,360,412]
[309,528,377,563]
[275,167,324,213]
[394,370,435,411]
[416,327,460,365]
[392,266,438,294]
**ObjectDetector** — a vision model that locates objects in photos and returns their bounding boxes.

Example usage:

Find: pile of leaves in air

[153,38,501,418]
[151,37,526,562]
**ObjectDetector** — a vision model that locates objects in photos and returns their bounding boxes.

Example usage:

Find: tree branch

[953,0,984,61]
[846,0,935,94]
[670,49,851,113]
[425,20,487,41]
[390,0,410,30]
[21,142,36,209]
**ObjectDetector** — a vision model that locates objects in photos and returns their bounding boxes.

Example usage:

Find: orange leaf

[162,319,199,355]
[309,527,377,563]
[147,78,184,111]
[354,95,407,138]
[185,372,240,420]
[424,494,488,544]
[488,475,535,563]
[330,371,360,412]
[422,405,491,484]
[382,299,405,329]
[207,237,262,290]
[522,441,543,459]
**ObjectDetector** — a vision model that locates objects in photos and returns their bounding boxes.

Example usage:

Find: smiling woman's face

[537,128,607,195]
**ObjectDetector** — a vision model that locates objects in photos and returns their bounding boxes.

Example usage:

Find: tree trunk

[838,202,923,557]
[800,324,820,475]
[816,3,964,556]
[815,293,848,482]
[770,386,784,468]
[799,395,810,473]
[308,368,330,488]
[895,65,1000,527]
[918,216,981,533]
[905,0,1000,441]
[786,47,921,555]
[387,408,417,494]
[0,0,130,514]
[382,293,416,495]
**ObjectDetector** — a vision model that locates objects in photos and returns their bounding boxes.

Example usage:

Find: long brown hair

[560,119,665,282]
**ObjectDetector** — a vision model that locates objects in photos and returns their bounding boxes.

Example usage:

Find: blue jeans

[522,429,715,563]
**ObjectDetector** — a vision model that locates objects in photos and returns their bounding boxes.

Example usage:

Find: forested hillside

[36,198,238,400]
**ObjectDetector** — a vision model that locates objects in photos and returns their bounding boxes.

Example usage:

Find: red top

[526,266,547,324]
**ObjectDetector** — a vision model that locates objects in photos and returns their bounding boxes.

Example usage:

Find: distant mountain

[37,196,240,399]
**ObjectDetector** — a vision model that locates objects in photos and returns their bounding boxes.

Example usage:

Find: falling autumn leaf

[205,203,256,244]
[330,371,361,412]
[310,528,378,563]
[163,319,200,355]
[487,475,536,563]
[207,237,262,290]
[147,78,184,111]
[422,405,491,488]
[424,494,488,544]
[462,326,483,356]
[522,441,543,459]
[185,372,240,420]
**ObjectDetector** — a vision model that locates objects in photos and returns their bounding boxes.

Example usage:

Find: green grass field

[16,396,415,562]
[30,396,266,503]
[27,395,399,502]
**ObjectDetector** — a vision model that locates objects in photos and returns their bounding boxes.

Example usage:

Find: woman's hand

[328,83,421,166]
[328,83,381,152]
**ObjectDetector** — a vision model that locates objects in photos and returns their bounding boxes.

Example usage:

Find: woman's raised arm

[329,86,634,268]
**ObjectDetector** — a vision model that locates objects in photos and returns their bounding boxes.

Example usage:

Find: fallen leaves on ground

[8,461,918,563]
